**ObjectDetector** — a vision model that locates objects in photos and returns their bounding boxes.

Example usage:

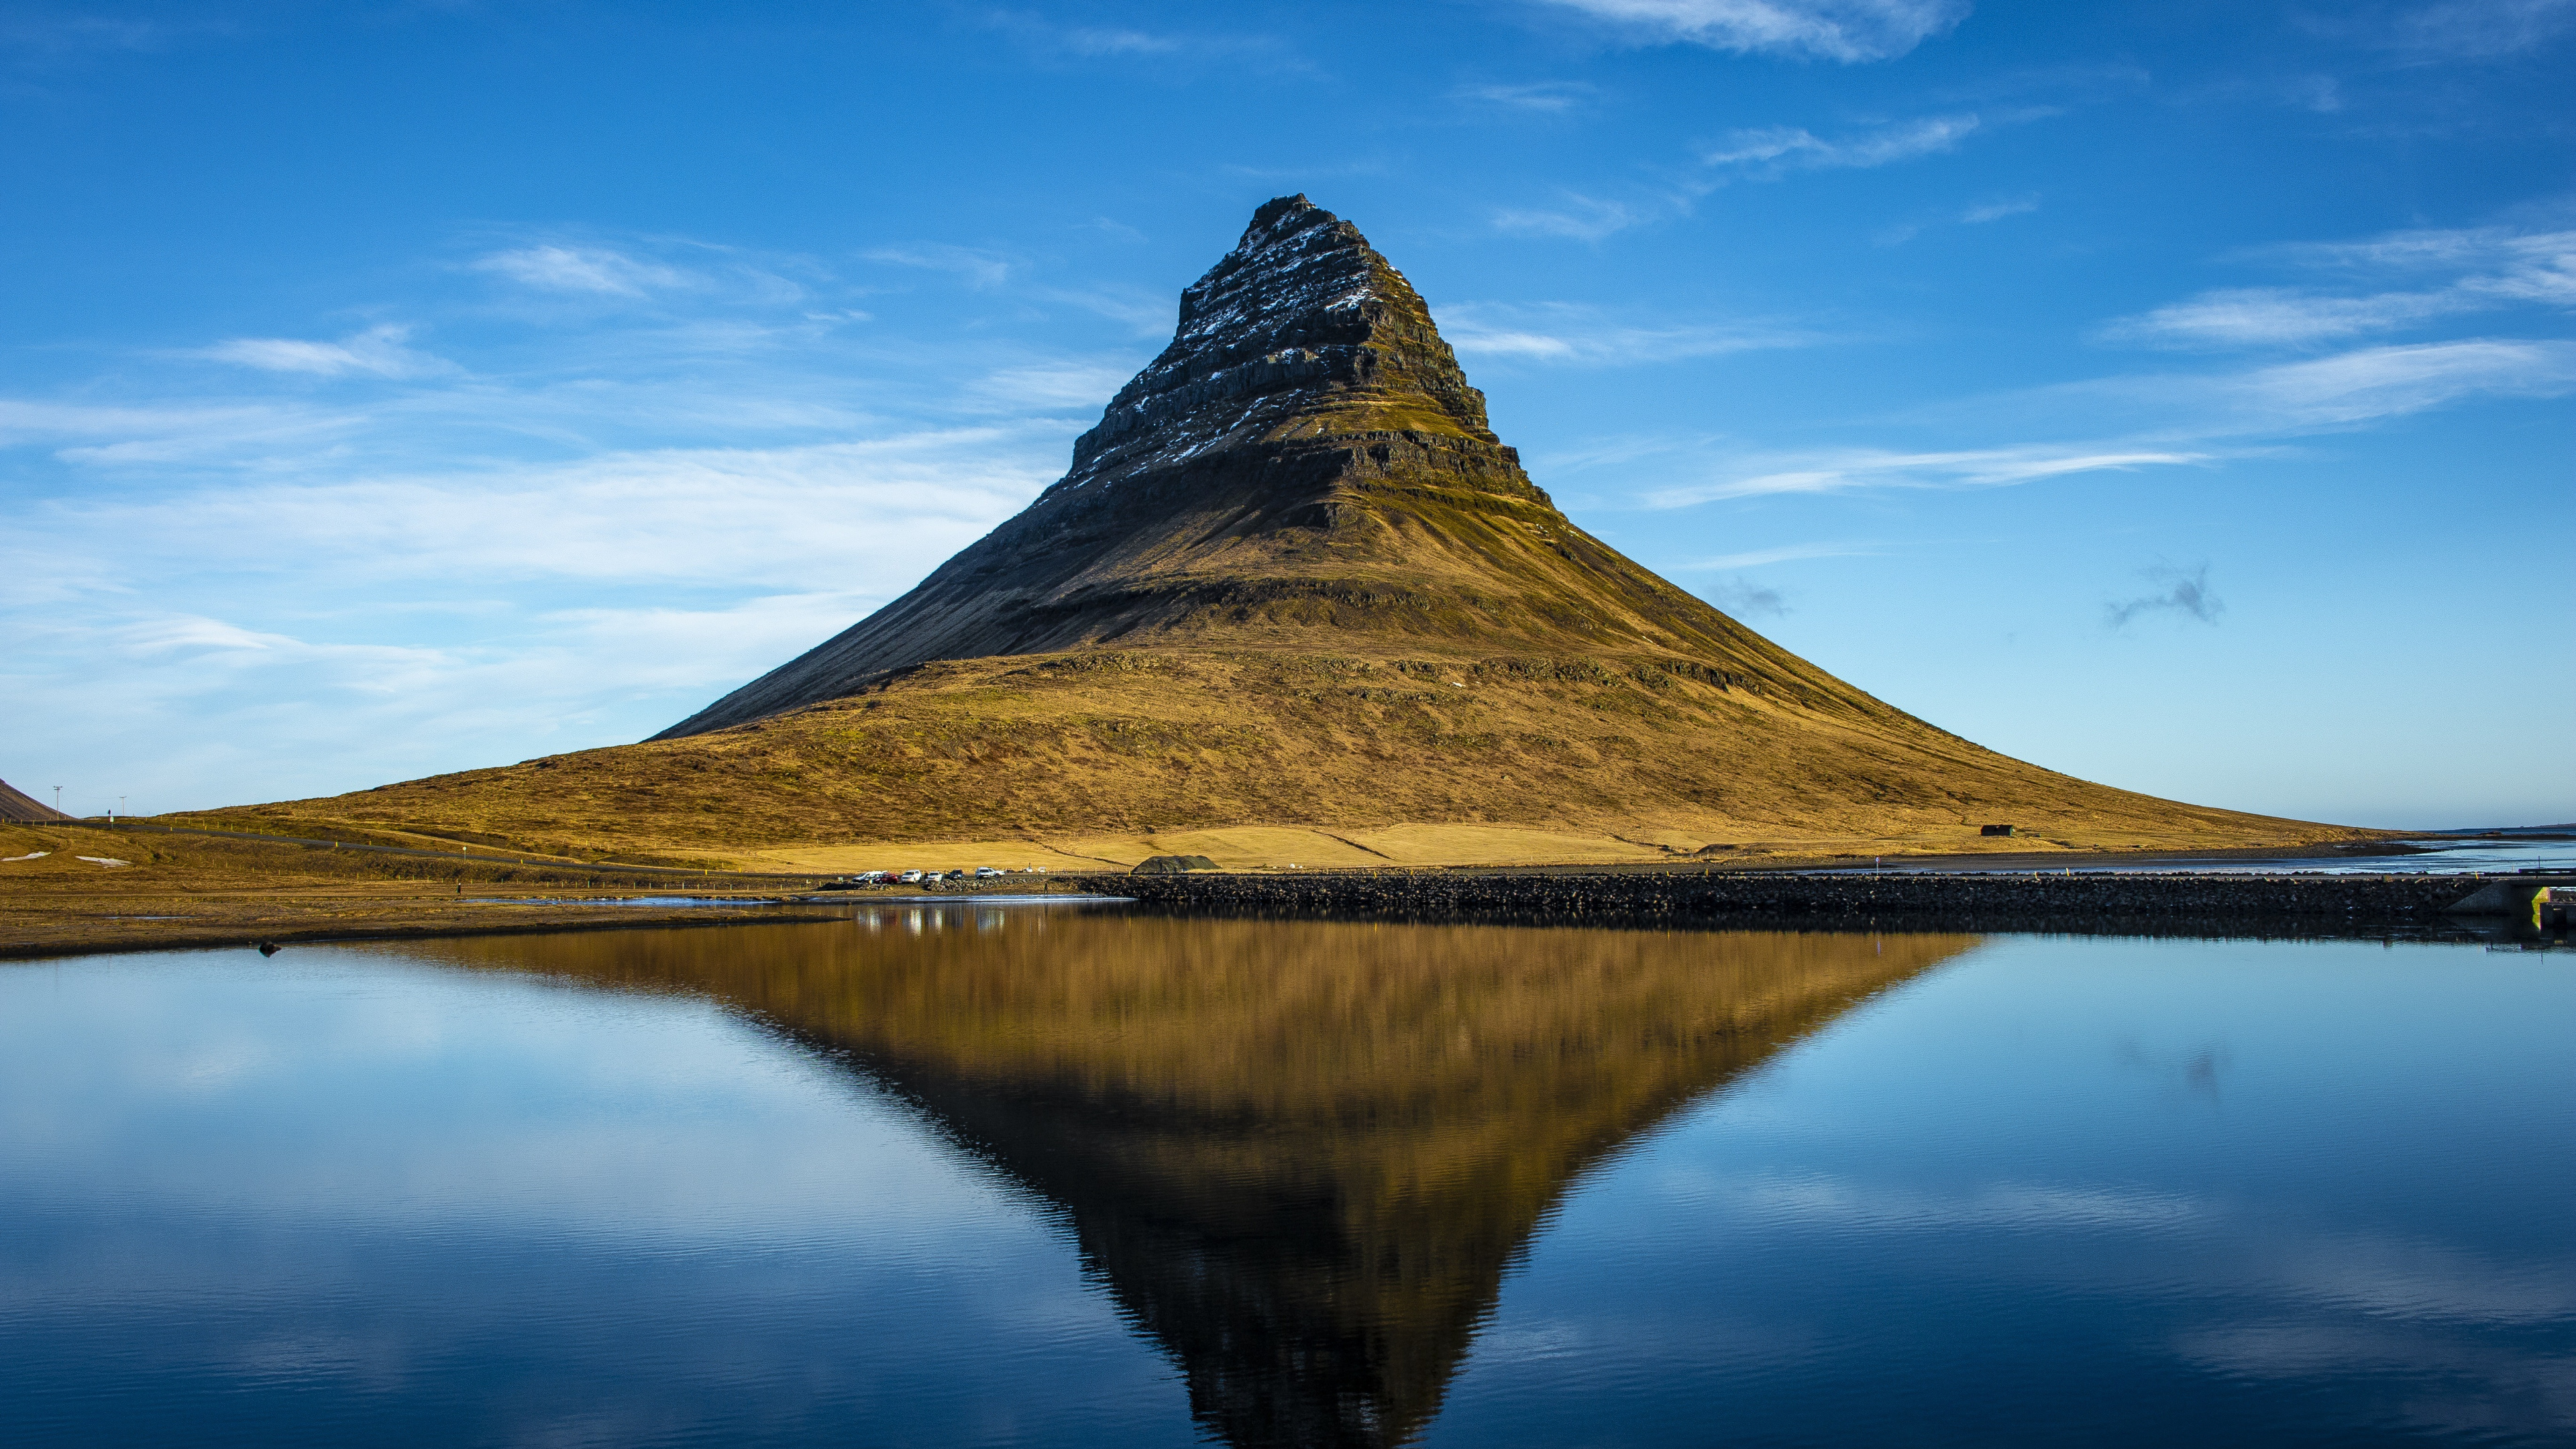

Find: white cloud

[17,431,1051,592]
[1646,445,2209,506]
[1,219,1149,810]
[1877,193,2040,245]
[199,325,451,379]
[985,10,1293,66]
[471,244,685,296]
[861,244,1016,289]
[1032,284,1172,335]
[0,14,210,54]
[1721,1171,2203,1229]
[1490,193,1664,241]
[1056,25,1182,55]
[1453,80,1597,112]
[1683,540,1884,568]
[1439,302,1814,365]
[2378,0,2576,58]
[1534,0,1970,62]
[2,427,1063,808]
[1704,112,1984,174]
[0,397,322,449]
[0,396,365,472]
[965,363,1138,412]
[2228,338,2576,425]
[2275,223,2575,281]
[1959,195,2039,224]
[2108,288,2466,348]
[2104,224,2576,349]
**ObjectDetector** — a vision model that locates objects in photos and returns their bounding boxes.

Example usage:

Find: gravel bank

[1084,869,2507,938]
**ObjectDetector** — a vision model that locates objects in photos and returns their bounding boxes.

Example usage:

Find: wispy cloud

[1,425,1063,804]
[472,244,685,296]
[2319,0,2576,59]
[1877,193,2039,245]
[0,13,216,57]
[984,10,1296,67]
[1532,0,1970,62]
[2105,564,2224,629]
[2102,225,2576,348]
[1032,283,1171,335]
[861,244,1016,289]
[1683,540,1884,568]
[1704,112,1986,173]
[1490,191,1666,241]
[2272,222,2576,285]
[965,362,1139,413]
[1646,445,2209,506]
[2108,288,2465,348]
[1452,80,1597,112]
[1960,195,2040,224]
[2225,338,2576,425]
[198,325,452,380]
[1439,302,1816,364]
[1912,337,2576,456]
[1492,107,2036,241]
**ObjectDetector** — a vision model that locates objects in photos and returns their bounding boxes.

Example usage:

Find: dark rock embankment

[1084,869,2500,939]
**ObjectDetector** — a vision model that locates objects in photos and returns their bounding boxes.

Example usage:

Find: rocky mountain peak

[1061,195,1497,489]
[650,195,1849,740]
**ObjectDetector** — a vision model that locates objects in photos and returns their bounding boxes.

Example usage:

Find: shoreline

[1086,867,2563,942]
[0,899,857,963]
[5,867,2562,961]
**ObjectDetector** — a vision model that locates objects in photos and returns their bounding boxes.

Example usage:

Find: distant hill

[199,197,2361,867]
[0,779,70,823]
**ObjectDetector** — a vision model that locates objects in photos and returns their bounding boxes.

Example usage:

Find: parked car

[897,869,923,884]
[975,867,1004,879]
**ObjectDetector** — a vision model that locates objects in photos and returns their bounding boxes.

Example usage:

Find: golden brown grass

[190,644,2375,869]
[0,820,841,959]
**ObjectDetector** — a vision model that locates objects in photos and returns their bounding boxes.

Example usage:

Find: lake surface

[1812,832,2576,875]
[5,910,2569,1447]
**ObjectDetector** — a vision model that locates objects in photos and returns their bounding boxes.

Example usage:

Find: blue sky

[3,0,2568,828]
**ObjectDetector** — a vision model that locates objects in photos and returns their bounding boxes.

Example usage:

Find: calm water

[1812,832,2576,875]
[3,910,2569,1447]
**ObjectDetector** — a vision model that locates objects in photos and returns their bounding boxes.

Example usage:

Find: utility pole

[53,786,62,814]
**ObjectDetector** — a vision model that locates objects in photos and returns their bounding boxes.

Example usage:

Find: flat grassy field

[0,820,852,960]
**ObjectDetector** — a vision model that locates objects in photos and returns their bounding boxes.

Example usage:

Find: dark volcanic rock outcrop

[655,195,1868,740]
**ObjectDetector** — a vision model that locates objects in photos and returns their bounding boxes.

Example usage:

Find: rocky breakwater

[1085,869,2496,938]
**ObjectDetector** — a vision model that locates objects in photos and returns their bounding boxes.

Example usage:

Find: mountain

[0,779,71,823]
[196,197,2359,866]
[658,194,1861,741]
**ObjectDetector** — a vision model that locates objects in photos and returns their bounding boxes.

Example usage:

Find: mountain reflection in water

[399,910,1978,1448]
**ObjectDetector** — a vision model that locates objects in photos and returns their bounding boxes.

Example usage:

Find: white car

[897,869,923,884]
[975,867,1004,879]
